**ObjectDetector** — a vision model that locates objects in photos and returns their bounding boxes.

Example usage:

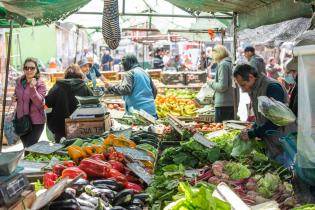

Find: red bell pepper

[89,154,106,161]
[52,164,66,176]
[125,174,138,183]
[108,168,128,186]
[43,172,58,189]
[125,182,144,193]
[62,161,76,167]
[61,167,87,180]
[78,158,111,178]
[108,160,125,173]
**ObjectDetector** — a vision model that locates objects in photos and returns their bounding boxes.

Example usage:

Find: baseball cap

[78,58,89,67]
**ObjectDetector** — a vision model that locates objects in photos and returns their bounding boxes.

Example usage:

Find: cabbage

[257,173,280,198]
[224,162,251,180]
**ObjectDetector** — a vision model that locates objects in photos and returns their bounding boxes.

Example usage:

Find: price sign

[193,133,216,149]
[127,162,153,184]
[25,141,64,155]
[114,147,154,161]
[139,109,156,124]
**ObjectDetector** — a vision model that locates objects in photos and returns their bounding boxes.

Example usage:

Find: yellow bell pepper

[67,145,86,163]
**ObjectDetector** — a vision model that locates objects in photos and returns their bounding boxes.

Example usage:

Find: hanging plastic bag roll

[102,0,121,49]
[258,96,296,126]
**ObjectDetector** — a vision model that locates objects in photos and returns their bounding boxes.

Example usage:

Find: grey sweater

[208,57,234,107]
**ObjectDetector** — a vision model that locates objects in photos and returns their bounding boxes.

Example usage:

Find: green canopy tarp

[165,0,313,29]
[0,0,91,27]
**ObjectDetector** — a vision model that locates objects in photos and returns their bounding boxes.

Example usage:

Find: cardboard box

[65,114,111,138]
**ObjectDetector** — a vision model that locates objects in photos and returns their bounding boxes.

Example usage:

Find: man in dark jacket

[233,64,295,166]
[244,46,266,75]
[284,57,298,117]
[46,64,93,142]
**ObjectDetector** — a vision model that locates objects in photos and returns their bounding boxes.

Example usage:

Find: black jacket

[46,79,93,139]
[289,77,298,118]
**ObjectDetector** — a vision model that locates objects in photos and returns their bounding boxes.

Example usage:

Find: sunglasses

[23,66,36,71]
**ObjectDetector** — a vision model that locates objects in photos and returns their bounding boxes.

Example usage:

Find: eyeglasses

[23,66,36,71]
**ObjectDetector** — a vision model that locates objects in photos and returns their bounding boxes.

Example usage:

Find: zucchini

[114,189,134,206]
[138,140,158,148]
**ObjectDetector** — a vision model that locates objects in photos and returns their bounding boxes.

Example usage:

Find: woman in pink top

[14,58,46,147]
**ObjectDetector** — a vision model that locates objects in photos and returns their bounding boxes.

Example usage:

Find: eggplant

[114,189,134,206]
[133,193,149,202]
[92,179,123,191]
[131,198,144,208]
[79,193,99,206]
[110,207,127,210]
[126,205,142,210]
[85,185,116,198]
[76,198,96,208]
[54,191,76,202]
[65,188,76,197]
[80,206,95,210]
[48,199,80,210]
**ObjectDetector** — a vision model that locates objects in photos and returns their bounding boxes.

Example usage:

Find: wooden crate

[0,190,36,210]
[101,71,119,81]
[148,69,161,80]
[65,115,111,138]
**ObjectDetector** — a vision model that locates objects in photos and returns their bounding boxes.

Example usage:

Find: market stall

[1,0,315,210]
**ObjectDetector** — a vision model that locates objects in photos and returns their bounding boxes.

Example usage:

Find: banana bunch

[156,95,197,118]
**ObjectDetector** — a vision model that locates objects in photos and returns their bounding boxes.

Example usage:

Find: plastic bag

[196,84,214,104]
[280,132,315,186]
[258,96,296,126]
[4,111,19,145]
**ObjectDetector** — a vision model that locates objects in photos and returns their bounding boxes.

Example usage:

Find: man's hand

[104,81,110,88]
[240,129,250,141]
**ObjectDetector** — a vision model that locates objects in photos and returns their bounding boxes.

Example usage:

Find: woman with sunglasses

[13,57,46,147]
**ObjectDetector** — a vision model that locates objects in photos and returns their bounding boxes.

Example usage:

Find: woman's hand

[240,129,250,141]
[29,78,37,88]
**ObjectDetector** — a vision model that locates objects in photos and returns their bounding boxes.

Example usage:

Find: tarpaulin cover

[165,0,312,29]
[0,0,91,27]
[238,18,313,48]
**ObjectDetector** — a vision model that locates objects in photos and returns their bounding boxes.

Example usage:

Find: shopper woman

[45,64,93,142]
[14,58,46,147]
[104,54,157,117]
[207,45,234,122]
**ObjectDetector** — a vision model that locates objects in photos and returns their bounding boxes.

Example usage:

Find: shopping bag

[258,96,296,126]
[4,111,19,145]
[196,84,214,104]
[280,133,315,186]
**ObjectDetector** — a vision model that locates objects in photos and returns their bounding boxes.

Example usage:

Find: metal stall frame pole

[0,20,13,152]
[232,12,238,120]
[73,26,80,63]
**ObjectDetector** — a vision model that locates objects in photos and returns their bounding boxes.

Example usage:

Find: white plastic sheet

[295,45,315,168]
